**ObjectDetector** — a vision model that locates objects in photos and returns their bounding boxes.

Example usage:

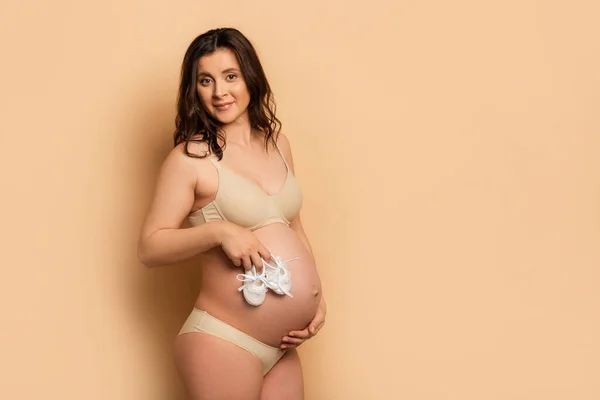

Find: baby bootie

[236,266,268,306]
[263,254,299,298]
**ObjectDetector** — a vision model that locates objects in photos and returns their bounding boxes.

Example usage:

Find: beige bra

[187,142,303,231]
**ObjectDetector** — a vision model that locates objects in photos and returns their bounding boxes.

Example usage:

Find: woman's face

[196,48,251,125]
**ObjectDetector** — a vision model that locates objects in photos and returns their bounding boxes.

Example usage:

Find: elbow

[137,239,158,268]
[137,247,153,268]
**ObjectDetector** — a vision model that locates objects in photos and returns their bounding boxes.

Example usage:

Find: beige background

[1,0,599,399]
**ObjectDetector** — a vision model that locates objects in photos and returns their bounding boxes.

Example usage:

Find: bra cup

[187,164,304,230]
[216,173,271,228]
[274,176,303,223]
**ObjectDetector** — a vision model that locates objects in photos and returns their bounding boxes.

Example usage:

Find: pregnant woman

[137,28,327,400]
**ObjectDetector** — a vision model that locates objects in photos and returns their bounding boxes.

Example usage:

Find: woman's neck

[222,113,260,147]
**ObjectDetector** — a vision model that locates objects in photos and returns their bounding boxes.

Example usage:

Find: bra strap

[208,157,221,170]
[191,141,221,170]
[273,139,290,169]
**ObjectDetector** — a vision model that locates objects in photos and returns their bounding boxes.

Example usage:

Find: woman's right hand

[218,222,272,270]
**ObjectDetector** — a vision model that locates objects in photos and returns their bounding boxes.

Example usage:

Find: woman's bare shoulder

[275,132,294,159]
[176,137,212,156]
[157,140,213,181]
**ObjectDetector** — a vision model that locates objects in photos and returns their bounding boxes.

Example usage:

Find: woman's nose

[213,80,227,98]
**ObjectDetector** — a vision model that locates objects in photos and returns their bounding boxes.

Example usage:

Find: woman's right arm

[137,146,226,267]
[137,145,272,269]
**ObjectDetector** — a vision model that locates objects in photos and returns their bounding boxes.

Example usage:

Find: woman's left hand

[280,297,327,350]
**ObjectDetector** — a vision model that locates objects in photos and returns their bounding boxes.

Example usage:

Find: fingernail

[282,338,289,342]
[281,345,287,349]
[289,333,294,337]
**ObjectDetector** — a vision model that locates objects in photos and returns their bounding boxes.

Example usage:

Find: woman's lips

[214,102,234,111]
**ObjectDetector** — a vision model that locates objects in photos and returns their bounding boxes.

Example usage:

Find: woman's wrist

[210,220,232,246]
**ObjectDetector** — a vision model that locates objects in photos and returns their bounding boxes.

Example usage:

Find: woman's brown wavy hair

[173,28,281,159]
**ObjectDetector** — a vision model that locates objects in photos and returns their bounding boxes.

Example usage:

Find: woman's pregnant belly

[194,223,322,347]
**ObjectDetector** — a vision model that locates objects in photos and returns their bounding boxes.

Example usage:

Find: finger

[231,257,241,267]
[257,245,272,262]
[311,314,325,327]
[241,256,252,270]
[281,342,303,350]
[311,322,325,336]
[305,316,324,336]
[249,253,263,272]
[282,336,305,345]
[316,320,326,332]
[288,329,311,339]
[310,319,325,334]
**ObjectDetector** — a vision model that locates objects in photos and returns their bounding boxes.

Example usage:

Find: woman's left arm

[277,134,327,350]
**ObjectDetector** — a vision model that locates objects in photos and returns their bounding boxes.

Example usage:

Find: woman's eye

[226,74,237,80]
[199,78,212,86]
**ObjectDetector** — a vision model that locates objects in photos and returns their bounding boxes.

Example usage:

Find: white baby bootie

[263,254,299,298]
[236,266,268,306]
